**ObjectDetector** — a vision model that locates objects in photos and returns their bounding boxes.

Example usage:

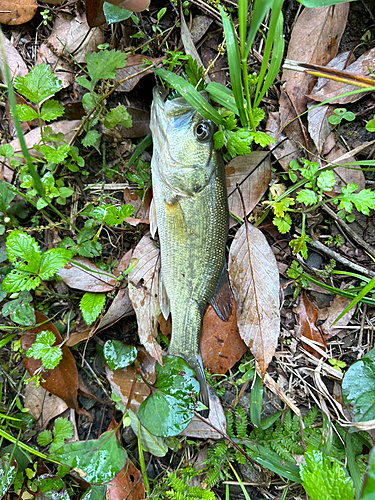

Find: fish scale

[150,88,231,414]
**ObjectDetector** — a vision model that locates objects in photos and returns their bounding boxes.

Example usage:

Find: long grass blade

[219,6,247,126]
[333,275,375,324]
[205,82,239,114]
[154,68,224,124]
[238,0,248,56]
[245,0,273,58]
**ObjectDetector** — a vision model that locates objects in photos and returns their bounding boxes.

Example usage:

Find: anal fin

[209,264,233,322]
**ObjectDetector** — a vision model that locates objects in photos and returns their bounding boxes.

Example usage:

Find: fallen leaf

[308,47,375,104]
[58,256,117,292]
[106,459,145,500]
[265,110,302,171]
[106,349,156,412]
[120,107,150,138]
[123,188,151,221]
[180,385,227,439]
[281,4,349,120]
[0,32,28,81]
[180,8,208,83]
[0,0,37,25]
[114,249,133,277]
[21,312,80,413]
[116,55,163,92]
[201,302,247,375]
[319,294,356,339]
[228,223,280,376]
[128,234,163,364]
[294,291,326,358]
[226,151,271,224]
[23,380,68,430]
[191,15,213,44]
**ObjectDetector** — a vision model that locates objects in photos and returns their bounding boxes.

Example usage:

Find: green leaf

[14,64,62,105]
[0,454,18,498]
[366,117,375,133]
[329,114,342,125]
[342,352,375,422]
[213,130,225,150]
[39,248,72,280]
[296,189,318,206]
[317,170,336,192]
[339,186,375,215]
[138,356,199,437]
[82,130,100,147]
[85,49,127,90]
[361,447,375,500]
[2,291,34,326]
[83,485,107,500]
[58,187,74,199]
[103,104,132,129]
[37,430,53,446]
[300,447,355,500]
[26,330,63,370]
[6,230,41,273]
[0,181,15,213]
[53,418,74,442]
[49,430,127,483]
[206,82,239,114]
[16,104,38,121]
[75,76,91,91]
[290,234,312,260]
[127,409,168,457]
[33,474,69,500]
[103,340,137,370]
[80,292,106,325]
[298,0,357,8]
[0,144,14,158]
[40,99,65,121]
[2,270,41,293]
[245,0,273,57]
[103,1,132,24]
[273,214,292,233]
[250,130,275,148]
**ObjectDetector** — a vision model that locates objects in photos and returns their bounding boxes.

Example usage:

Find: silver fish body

[150,88,231,413]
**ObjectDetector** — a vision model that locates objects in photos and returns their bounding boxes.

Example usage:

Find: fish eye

[194,122,212,141]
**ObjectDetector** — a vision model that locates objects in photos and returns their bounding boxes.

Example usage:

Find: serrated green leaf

[15,104,38,121]
[138,356,199,437]
[213,130,225,150]
[39,248,72,280]
[75,76,91,91]
[317,170,336,192]
[2,290,34,326]
[300,447,355,500]
[296,189,318,206]
[26,330,63,370]
[342,353,375,422]
[273,214,291,233]
[103,1,132,24]
[340,187,375,215]
[85,50,127,90]
[103,104,132,129]
[2,270,41,293]
[103,340,137,370]
[290,234,311,259]
[80,292,106,325]
[37,430,53,446]
[6,231,41,273]
[82,130,100,147]
[40,99,65,121]
[14,64,62,105]
[49,430,127,483]
[250,130,275,147]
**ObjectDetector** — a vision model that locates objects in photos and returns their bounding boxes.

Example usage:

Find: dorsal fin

[209,264,233,322]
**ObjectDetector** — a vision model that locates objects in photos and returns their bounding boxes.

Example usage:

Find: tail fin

[186,355,210,418]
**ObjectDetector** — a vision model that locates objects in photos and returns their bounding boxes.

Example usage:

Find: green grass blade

[245,0,273,58]
[219,6,247,126]
[250,374,262,428]
[333,275,375,324]
[227,460,252,500]
[205,82,239,114]
[254,5,284,108]
[238,0,248,56]
[154,68,224,125]
[128,132,152,167]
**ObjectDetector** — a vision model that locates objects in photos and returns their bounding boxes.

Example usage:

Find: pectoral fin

[209,264,233,322]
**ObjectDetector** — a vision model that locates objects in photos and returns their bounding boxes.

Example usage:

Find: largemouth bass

[150,88,232,414]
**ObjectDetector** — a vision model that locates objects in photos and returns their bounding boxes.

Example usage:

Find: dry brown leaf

[0,0,37,25]
[307,102,333,154]
[265,111,302,171]
[123,188,151,222]
[228,223,280,376]
[106,349,155,412]
[226,151,271,224]
[191,15,213,44]
[201,302,247,375]
[114,249,133,277]
[120,108,150,138]
[58,256,117,292]
[23,380,68,430]
[281,4,349,120]
[106,459,145,500]
[294,291,327,358]
[116,55,163,92]
[128,234,163,364]
[0,32,28,81]
[21,312,80,413]
[308,47,375,104]
[319,294,356,339]
[180,385,226,439]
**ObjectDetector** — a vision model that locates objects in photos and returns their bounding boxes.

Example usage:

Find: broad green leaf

[26,330,63,370]
[14,64,62,105]
[298,0,356,6]
[85,50,127,90]
[297,189,318,206]
[103,2,132,24]
[40,99,65,121]
[0,454,18,498]
[49,430,127,483]
[138,356,199,437]
[103,104,132,129]
[245,0,273,57]
[83,485,107,500]
[58,187,74,199]
[0,144,14,158]
[127,409,168,457]
[342,352,375,422]
[2,290,34,326]
[39,144,70,164]
[317,170,336,192]
[361,447,375,500]
[80,292,106,325]
[16,104,38,121]
[0,181,15,213]
[103,340,137,370]
[33,474,70,500]
[2,270,41,293]
[6,231,41,273]
[39,248,73,280]
[300,447,355,500]
[82,130,100,147]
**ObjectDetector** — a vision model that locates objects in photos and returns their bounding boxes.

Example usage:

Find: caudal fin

[186,355,210,418]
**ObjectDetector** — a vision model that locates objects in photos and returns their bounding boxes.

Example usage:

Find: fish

[150,87,232,415]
